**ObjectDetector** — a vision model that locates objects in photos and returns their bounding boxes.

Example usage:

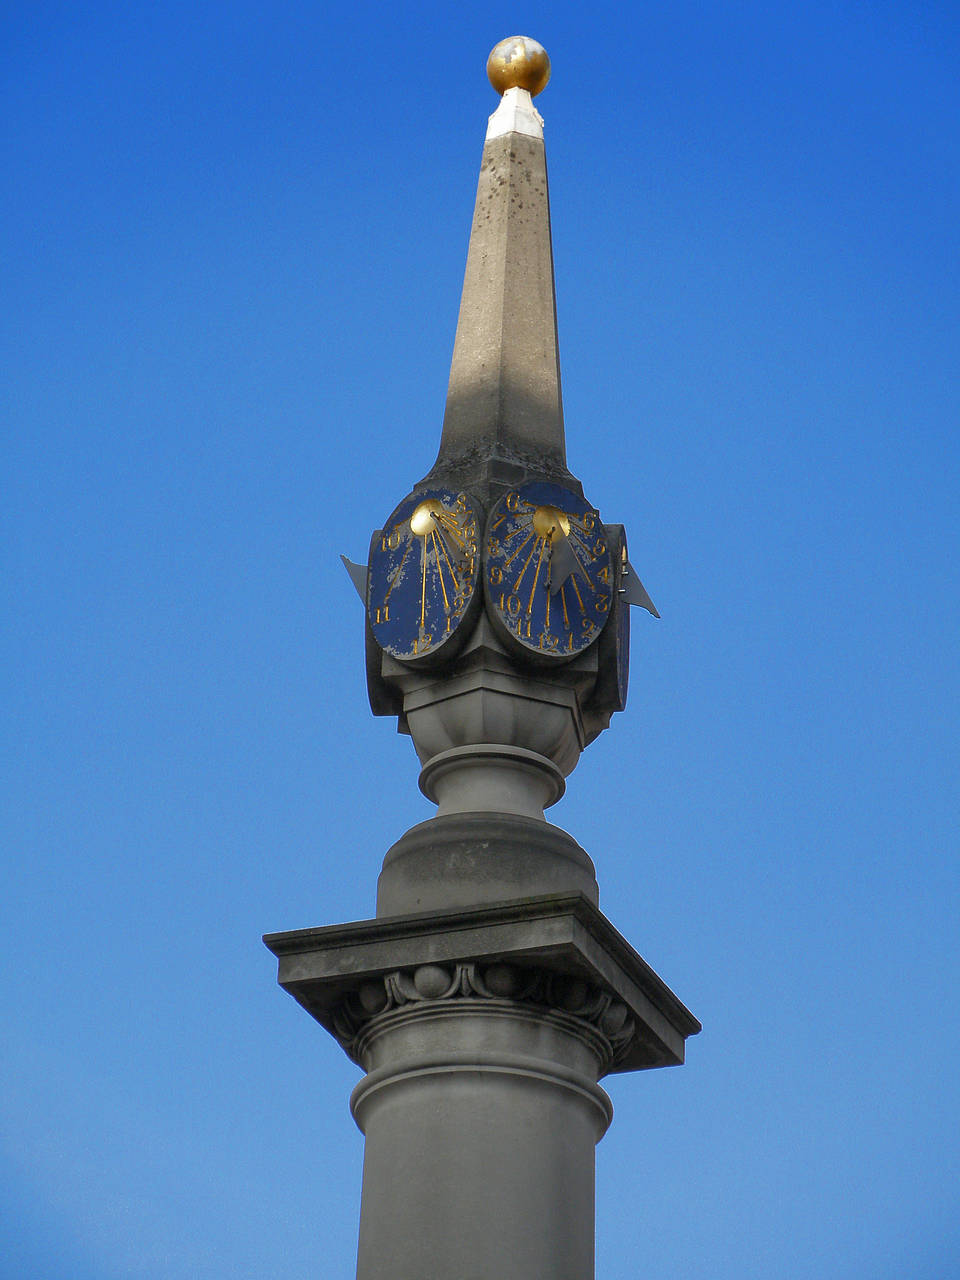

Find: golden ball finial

[487,36,551,97]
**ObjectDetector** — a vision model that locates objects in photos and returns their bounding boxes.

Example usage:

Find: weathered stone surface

[421,128,579,501]
[263,892,700,1075]
[265,888,700,1278]
[376,812,599,914]
[351,997,608,1280]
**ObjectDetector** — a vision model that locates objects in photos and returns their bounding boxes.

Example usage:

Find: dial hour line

[431,529,451,610]
[566,526,593,557]
[432,521,467,557]
[562,530,593,583]
[568,573,586,615]
[434,511,466,542]
[560,584,569,628]
[420,535,428,629]
[502,531,535,571]
[435,516,466,563]
[528,538,548,615]
[435,529,462,597]
[437,531,465,554]
[512,535,542,594]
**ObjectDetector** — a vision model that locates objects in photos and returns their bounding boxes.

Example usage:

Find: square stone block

[264,893,699,1073]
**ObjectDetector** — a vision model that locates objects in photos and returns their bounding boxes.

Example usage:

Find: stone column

[265,893,697,1280]
[347,964,620,1280]
[263,36,701,1280]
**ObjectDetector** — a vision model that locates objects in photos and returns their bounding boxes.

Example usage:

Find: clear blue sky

[3,3,958,1277]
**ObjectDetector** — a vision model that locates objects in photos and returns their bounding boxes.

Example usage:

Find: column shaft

[351,1002,612,1280]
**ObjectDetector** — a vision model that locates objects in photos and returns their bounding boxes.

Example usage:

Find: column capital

[263,893,700,1076]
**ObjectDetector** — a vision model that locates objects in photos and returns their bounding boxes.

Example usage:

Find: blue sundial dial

[367,488,482,664]
[483,481,613,662]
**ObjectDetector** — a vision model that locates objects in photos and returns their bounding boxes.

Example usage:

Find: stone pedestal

[264,893,699,1280]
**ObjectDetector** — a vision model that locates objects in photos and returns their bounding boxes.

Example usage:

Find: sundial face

[367,488,482,664]
[483,481,613,662]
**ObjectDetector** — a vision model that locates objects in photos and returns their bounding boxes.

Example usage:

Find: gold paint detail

[487,36,551,97]
[368,490,484,662]
[512,535,542,594]
[532,505,571,541]
[503,530,535,571]
[431,530,450,611]
[410,498,443,537]
[419,535,428,628]
[435,529,462,598]
[528,538,548,614]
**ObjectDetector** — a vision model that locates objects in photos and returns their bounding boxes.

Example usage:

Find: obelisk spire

[423,37,576,497]
[267,42,699,1280]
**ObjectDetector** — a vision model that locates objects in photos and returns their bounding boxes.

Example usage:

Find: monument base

[265,894,698,1279]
